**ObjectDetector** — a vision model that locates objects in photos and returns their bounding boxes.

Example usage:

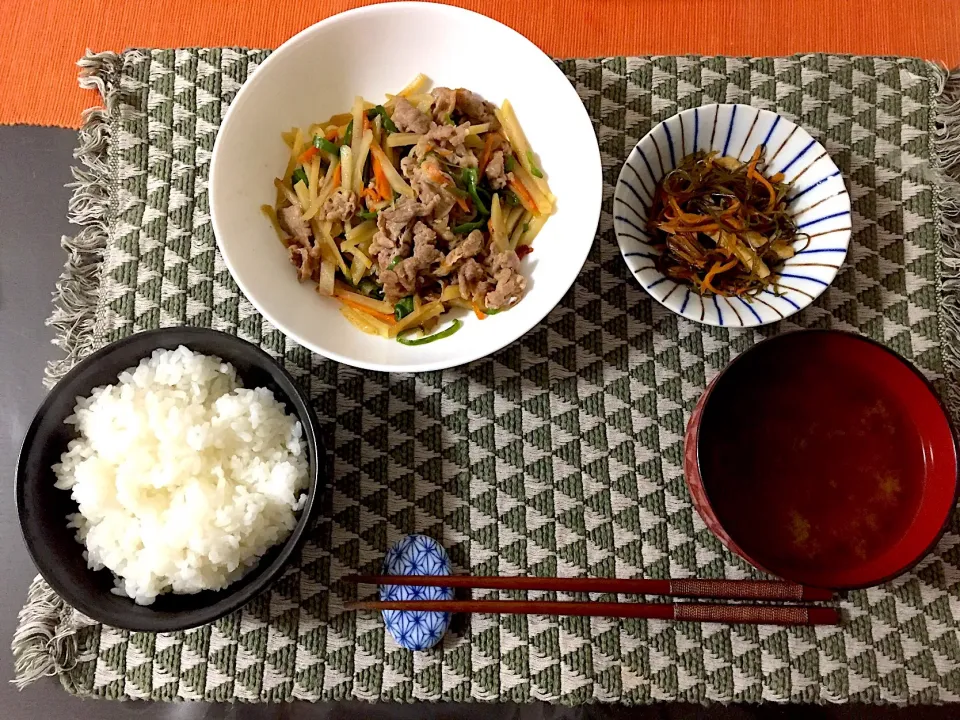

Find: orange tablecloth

[2,0,958,129]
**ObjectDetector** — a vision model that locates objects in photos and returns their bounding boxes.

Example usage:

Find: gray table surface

[2,125,957,720]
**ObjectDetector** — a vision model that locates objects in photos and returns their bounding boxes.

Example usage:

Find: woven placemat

[12,49,960,704]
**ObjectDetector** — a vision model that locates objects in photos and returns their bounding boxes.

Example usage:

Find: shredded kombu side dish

[647,146,808,297]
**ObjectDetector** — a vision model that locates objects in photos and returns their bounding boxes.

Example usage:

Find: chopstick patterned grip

[670,579,805,601]
[674,604,837,625]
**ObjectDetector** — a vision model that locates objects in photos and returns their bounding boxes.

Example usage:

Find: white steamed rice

[53,346,309,605]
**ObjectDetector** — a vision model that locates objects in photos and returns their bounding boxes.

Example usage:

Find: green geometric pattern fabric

[56,50,960,703]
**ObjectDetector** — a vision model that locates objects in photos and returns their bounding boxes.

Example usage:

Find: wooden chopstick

[345,599,840,626]
[343,575,834,602]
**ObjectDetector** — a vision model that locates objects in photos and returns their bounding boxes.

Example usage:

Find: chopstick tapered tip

[345,601,381,612]
[808,607,842,625]
[801,586,836,602]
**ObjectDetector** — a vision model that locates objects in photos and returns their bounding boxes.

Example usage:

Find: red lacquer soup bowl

[685,330,958,590]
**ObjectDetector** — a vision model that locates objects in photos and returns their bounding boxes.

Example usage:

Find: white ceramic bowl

[210,2,601,371]
[614,104,851,327]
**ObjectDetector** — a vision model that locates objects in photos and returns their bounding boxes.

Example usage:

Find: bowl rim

[16,327,323,631]
[692,328,960,590]
[209,1,603,372]
[613,103,852,328]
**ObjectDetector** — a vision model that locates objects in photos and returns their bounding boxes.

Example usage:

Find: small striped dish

[613,104,851,327]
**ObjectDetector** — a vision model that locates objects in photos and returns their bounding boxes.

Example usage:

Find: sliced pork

[392,97,431,134]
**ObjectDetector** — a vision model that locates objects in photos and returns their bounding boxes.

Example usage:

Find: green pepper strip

[446,185,471,199]
[505,155,516,172]
[451,219,487,234]
[357,278,384,299]
[291,167,309,187]
[449,167,492,235]
[342,119,354,146]
[357,210,378,221]
[527,151,544,178]
[460,168,489,215]
[397,319,463,346]
[313,135,339,154]
[366,105,399,134]
[394,295,415,320]
[387,255,403,271]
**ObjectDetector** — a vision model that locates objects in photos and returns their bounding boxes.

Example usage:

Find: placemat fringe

[42,50,120,388]
[10,577,80,690]
[934,66,960,422]
[12,50,119,690]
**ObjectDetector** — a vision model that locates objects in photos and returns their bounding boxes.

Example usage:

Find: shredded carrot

[478,134,497,174]
[668,197,715,225]
[720,198,741,217]
[456,196,470,212]
[701,258,739,294]
[424,163,452,186]
[509,177,540,215]
[332,164,342,190]
[325,127,339,141]
[420,143,451,159]
[362,187,379,205]
[363,112,371,133]
[746,145,763,176]
[749,168,778,211]
[298,146,319,164]
[371,151,391,200]
[472,301,487,320]
[339,296,396,324]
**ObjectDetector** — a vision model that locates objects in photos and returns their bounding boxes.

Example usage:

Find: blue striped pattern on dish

[614,104,851,328]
